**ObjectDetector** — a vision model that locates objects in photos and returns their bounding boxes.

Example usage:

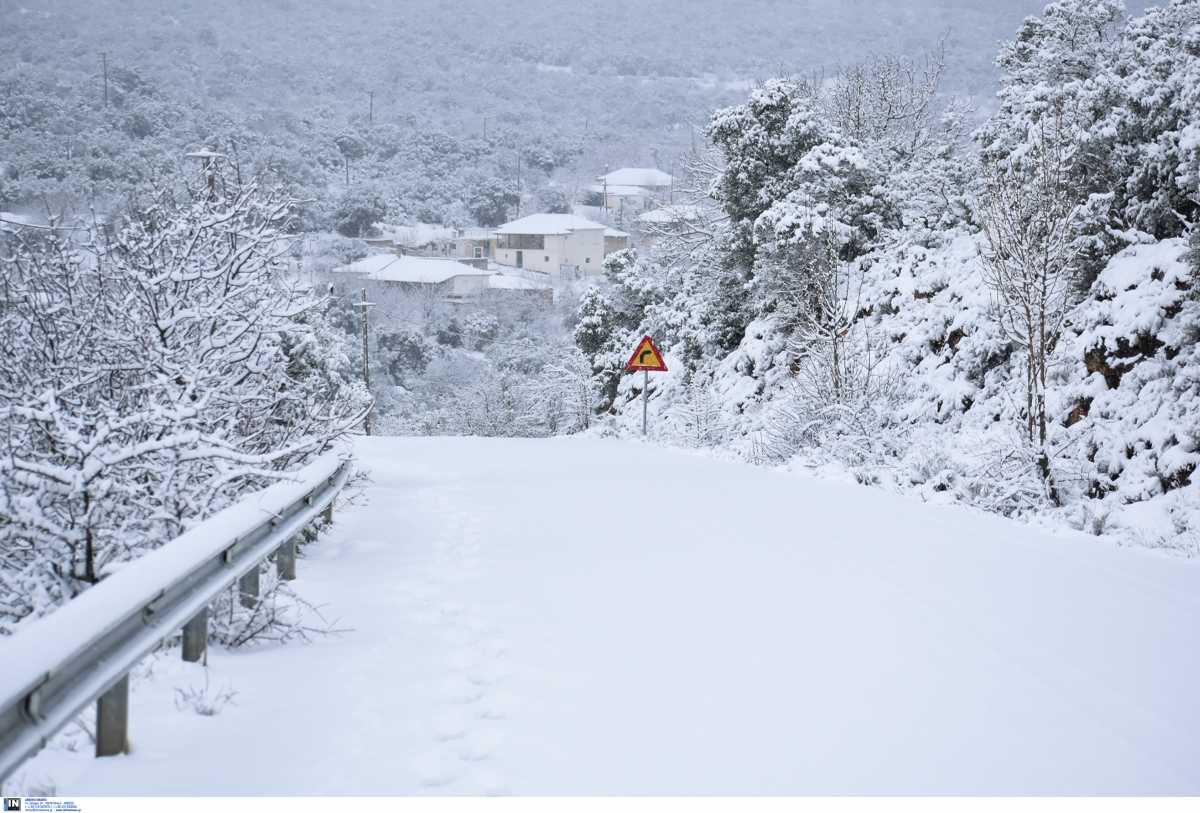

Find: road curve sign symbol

[625,335,668,373]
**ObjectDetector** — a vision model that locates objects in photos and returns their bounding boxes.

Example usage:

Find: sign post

[625,335,668,437]
[642,369,648,435]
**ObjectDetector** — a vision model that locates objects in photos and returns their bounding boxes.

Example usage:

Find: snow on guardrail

[0,450,353,781]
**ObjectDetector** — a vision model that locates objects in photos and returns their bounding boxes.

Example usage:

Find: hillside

[0,0,1096,224]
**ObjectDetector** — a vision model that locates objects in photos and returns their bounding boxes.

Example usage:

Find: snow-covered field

[14,436,1200,795]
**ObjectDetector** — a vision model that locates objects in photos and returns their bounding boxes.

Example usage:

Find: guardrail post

[182,608,208,663]
[96,675,129,757]
[323,499,334,526]
[276,537,297,581]
[239,565,260,609]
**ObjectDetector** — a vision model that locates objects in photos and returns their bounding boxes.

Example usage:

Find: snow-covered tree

[573,285,626,414]
[0,166,368,631]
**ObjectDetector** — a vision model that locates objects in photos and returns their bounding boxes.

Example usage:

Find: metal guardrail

[0,452,354,782]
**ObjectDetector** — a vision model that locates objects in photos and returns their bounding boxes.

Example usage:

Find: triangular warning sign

[625,335,668,372]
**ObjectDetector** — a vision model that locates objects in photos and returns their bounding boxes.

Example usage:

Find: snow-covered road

[21,436,1200,794]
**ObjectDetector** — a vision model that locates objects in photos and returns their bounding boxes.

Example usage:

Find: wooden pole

[95,675,129,757]
[101,51,109,108]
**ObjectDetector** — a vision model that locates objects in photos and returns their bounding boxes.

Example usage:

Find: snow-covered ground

[14,436,1200,795]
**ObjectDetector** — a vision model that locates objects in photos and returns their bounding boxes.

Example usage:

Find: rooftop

[587,183,649,197]
[598,167,673,188]
[494,213,607,235]
[488,273,551,290]
[334,254,491,284]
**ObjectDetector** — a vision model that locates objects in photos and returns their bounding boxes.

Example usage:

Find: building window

[544,255,550,262]
[496,234,545,250]
[474,246,483,258]
[585,257,591,264]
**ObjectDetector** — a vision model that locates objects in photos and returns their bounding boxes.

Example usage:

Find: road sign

[625,335,667,436]
[625,335,668,373]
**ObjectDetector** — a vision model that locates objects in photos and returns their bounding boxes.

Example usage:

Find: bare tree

[979,117,1082,504]
[826,36,949,162]
[753,232,904,466]
[635,146,729,262]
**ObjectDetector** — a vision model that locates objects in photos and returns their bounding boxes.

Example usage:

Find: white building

[452,227,494,260]
[599,167,673,190]
[493,213,627,277]
[330,253,550,302]
[591,167,674,214]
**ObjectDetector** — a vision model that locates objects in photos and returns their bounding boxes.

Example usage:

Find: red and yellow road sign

[625,335,668,373]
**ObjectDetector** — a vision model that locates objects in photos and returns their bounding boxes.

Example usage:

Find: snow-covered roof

[494,213,606,235]
[331,253,399,276]
[375,257,491,284]
[487,273,551,290]
[604,227,630,238]
[588,183,649,197]
[598,167,673,188]
[334,254,491,284]
[456,227,492,240]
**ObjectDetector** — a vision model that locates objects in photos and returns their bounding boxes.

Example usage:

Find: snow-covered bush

[174,672,238,717]
[0,168,369,632]
[593,0,1200,553]
[1057,239,1199,540]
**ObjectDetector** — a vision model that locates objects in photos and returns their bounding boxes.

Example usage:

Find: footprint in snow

[475,689,515,720]
[438,674,485,705]
[471,768,510,796]
[457,728,505,762]
[432,709,471,741]
[412,747,460,788]
[467,661,508,687]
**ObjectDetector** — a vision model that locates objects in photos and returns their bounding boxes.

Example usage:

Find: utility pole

[101,51,109,108]
[516,150,522,217]
[602,167,609,218]
[482,115,488,140]
[368,91,374,125]
[356,288,374,436]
